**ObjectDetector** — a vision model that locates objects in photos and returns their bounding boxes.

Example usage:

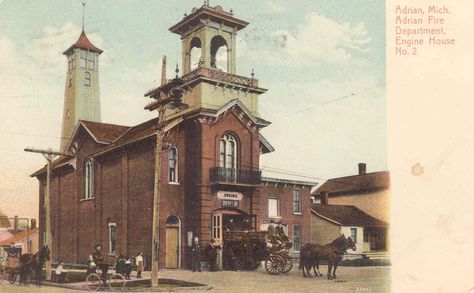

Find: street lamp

[149,68,187,288]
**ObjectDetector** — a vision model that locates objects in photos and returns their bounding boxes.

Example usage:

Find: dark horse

[299,235,356,279]
[19,245,51,286]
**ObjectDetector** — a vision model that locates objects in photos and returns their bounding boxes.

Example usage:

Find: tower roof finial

[82,1,86,32]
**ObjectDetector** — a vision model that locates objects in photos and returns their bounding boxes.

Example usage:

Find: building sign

[217,191,243,201]
[221,199,239,208]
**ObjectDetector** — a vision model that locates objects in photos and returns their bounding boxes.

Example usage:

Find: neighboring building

[312,163,390,223]
[32,4,316,269]
[311,204,388,254]
[60,28,103,151]
[0,228,39,256]
[0,217,38,262]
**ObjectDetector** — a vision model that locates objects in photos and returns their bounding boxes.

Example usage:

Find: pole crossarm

[24,145,70,281]
[24,147,71,157]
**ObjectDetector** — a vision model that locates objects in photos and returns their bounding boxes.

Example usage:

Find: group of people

[191,236,220,272]
[87,244,145,282]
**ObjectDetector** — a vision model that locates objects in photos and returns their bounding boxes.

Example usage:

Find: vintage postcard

[0,1,472,292]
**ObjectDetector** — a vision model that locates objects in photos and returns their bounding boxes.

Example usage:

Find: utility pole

[148,64,187,288]
[24,147,71,281]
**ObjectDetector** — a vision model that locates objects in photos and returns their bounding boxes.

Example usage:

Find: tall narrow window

[84,72,91,86]
[168,147,178,183]
[219,134,237,169]
[212,213,222,246]
[268,198,280,218]
[351,228,357,243]
[87,53,95,70]
[293,189,301,213]
[293,224,301,251]
[108,223,117,254]
[80,50,87,68]
[84,158,94,199]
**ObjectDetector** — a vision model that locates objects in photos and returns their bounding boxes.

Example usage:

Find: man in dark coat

[191,236,202,272]
[92,244,109,284]
[208,239,218,271]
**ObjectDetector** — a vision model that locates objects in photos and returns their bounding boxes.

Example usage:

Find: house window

[84,72,91,86]
[293,189,301,213]
[351,228,357,243]
[108,223,117,254]
[168,146,178,183]
[293,224,301,251]
[268,198,280,218]
[219,134,237,169]
[84,158,94,199]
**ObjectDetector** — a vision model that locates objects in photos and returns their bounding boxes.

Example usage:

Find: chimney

[30,219,37,229]
[321,191,329,205]
[161,55,167,85]
[358,163,366,175]
[13,215,18,231]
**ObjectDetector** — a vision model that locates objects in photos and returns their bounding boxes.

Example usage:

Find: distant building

[0,217,38,262]
[0,228,39,256]
[312,163,390,223]
[311,204,388,254]
[311,163,390,255]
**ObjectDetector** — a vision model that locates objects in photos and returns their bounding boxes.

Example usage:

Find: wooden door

[165,227,179,268]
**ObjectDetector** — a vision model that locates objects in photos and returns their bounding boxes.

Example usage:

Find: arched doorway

[165,215,181,269]
[211,208,255,270]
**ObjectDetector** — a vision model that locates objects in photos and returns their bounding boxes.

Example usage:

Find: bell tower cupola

[60,3,103,151]
[170,4,248,74]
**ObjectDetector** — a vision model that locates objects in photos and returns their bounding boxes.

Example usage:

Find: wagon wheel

[281,255,293,273]
[265,255,283,275]
[0,266,4,284]
[85,273,102,291]
[108,273,126,290]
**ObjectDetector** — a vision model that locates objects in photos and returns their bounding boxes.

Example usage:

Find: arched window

[189,37,202,71]
[168,147,178,183]
[84,71,91,86]
[84,158,94,199]
[210,36,228,72]
[219,134,237,169]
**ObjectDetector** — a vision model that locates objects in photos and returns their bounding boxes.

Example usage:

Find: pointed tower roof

[63,30,103,55]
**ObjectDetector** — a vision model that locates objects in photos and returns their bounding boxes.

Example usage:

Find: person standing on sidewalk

[135,252,144,278]
[208,239,218,271]
[191,236,202,272]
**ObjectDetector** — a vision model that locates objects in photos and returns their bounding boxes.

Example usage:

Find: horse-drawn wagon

[222,230,294,275]
[0,253,26,284]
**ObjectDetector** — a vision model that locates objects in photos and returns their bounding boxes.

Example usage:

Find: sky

[0,0,386,219]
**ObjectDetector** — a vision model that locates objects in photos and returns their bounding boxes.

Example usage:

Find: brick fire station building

[33,4,316,269]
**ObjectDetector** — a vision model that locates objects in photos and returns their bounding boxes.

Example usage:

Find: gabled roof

[65,120,130,151]
[311,204,388,228]
[79,120,130,144]
[312,171,390,196]
[63,31,103,55]
[0,228,39,246]
[215,98,271,127]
